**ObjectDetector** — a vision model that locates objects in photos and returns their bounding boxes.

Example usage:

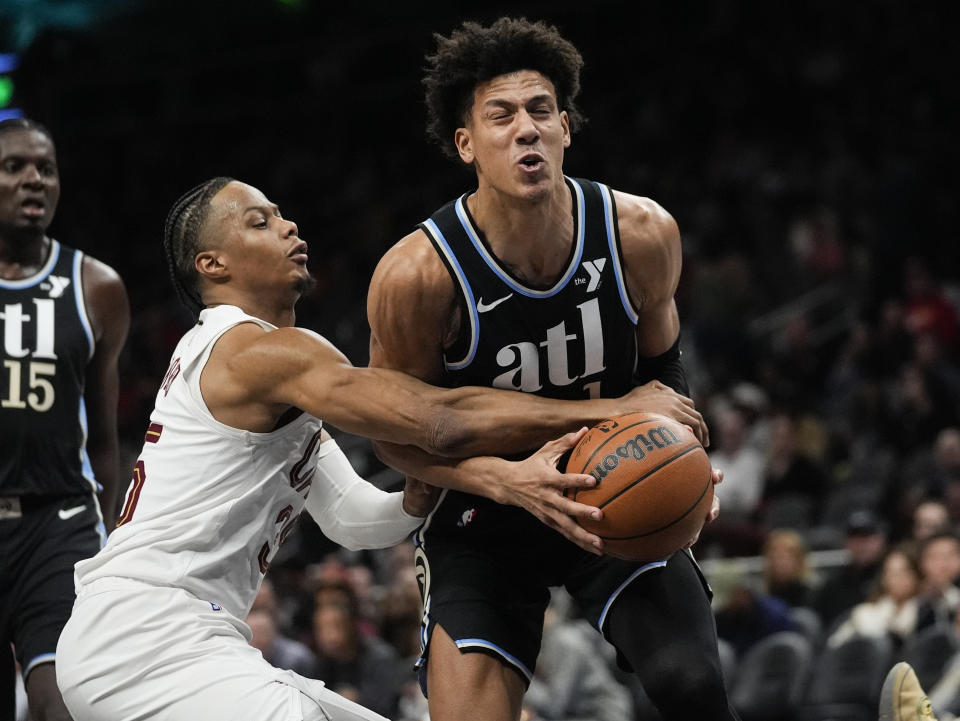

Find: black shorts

[0,493,104,678]
[413,489,709,695]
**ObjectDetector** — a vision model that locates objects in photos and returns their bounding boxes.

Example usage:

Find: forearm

[374,440,513,503]
[433,386,628,457]
[87,443,119,531]
[633,335,689,396]
[304,440,422,549]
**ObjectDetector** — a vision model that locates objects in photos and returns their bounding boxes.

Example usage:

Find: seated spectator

[715,580,796,658]
[523,590,633,721]
[246,607,316,677]
[310,587,406,719]
[826,544,922,650]
[917,532,960,631]
[710,403,767,519]
[914,500,953,544]
[759,411,829,528]
[762,528,815,608]
[811,508,889,628]
[246,578,316,675]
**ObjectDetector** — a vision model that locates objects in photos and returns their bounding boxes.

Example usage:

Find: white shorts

[56,578,389,721]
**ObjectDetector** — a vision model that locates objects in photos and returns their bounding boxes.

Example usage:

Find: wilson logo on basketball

[589,425,682,482]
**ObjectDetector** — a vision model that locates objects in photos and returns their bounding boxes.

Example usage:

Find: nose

[283,219,298,237]
[21,163,44,187]
[514,109,540,145]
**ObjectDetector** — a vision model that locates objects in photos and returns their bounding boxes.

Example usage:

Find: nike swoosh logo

[476,293,513,313]
[58,505,86,521]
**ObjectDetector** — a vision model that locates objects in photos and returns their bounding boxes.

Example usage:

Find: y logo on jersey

[580,258,606,293]
[39,275,71,299]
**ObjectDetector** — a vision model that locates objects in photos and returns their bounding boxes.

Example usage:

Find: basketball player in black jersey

[367,18,736,721]
[0,118,129,721]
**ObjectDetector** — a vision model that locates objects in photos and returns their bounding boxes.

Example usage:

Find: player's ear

[195,251,228,281]
[454,127,475,165]
[560,111,571,149]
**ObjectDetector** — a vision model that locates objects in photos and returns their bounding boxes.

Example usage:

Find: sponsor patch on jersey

[39,275,71,298]
[457,508,477,527]
[477,293,513,313]
[578,258,606,292]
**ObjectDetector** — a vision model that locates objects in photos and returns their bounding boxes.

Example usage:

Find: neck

[0,232,51,280]
[204,290,298,328]
[467,176,573,285]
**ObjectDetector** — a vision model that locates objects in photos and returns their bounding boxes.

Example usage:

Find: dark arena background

[4,1,960,718]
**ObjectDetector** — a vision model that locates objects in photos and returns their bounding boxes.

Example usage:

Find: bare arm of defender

[364,229,708,552]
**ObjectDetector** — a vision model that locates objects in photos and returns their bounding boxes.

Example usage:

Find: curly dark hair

[423,17,586,162]
[162,176,234,316]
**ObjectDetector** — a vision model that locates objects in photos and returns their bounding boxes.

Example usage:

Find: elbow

[426,408,470,457]
[371,440,392,466]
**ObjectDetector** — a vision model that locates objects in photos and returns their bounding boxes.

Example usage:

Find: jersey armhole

[599,184,641,324]
[419,219,478,371]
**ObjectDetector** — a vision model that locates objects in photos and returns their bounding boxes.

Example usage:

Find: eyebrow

[483,93,555,109]
[243,203,280,215]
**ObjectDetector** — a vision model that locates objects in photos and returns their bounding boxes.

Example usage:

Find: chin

[293,273,317,295]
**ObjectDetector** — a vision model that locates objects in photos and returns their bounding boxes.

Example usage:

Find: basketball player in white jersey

[55,177,699,721]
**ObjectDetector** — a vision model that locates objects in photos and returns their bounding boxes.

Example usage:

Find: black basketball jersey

[421,177,639,403]
[0,240,97,496]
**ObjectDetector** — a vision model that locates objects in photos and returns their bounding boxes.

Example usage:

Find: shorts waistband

[0,493,90,513]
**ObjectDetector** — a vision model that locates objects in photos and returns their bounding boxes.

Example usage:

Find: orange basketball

[565,411,713,562]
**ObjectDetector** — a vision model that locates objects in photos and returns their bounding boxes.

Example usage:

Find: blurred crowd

[9,0,960,719]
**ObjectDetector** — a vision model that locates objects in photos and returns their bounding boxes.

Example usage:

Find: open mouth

[289,242,309,265]
[519,154,544,171]
[20,198,46,217]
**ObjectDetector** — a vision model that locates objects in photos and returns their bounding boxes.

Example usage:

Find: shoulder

[80,253,126,293]
[610,190,682,305]
[611,190,681,264]
[220,323,345,370]
[370,227,452,296]
[80,253,129,344]
[368,228,457,326]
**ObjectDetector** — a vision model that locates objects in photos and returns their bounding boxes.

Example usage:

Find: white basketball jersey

[74,305,325,617]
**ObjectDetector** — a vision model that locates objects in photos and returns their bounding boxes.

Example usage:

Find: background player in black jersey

[0,118,130,721]
[366,18,734,721]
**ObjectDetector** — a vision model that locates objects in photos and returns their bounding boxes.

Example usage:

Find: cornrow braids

[162,177,233,317]
[423,17,586,162]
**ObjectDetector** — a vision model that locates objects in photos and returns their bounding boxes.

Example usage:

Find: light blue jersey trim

[72,249,95,360]
[422,218,479,371]
[599,183,639,324]
[23,652,56,679]
[454,639,534,682]
[454,177,586,298]
[597,559,669,633]
[0,239,60,289]
[413,488,448,548]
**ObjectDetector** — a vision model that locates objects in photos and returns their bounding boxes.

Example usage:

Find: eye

[38,162,57,177]
[253,218,268,229]
[1,159,21,173]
